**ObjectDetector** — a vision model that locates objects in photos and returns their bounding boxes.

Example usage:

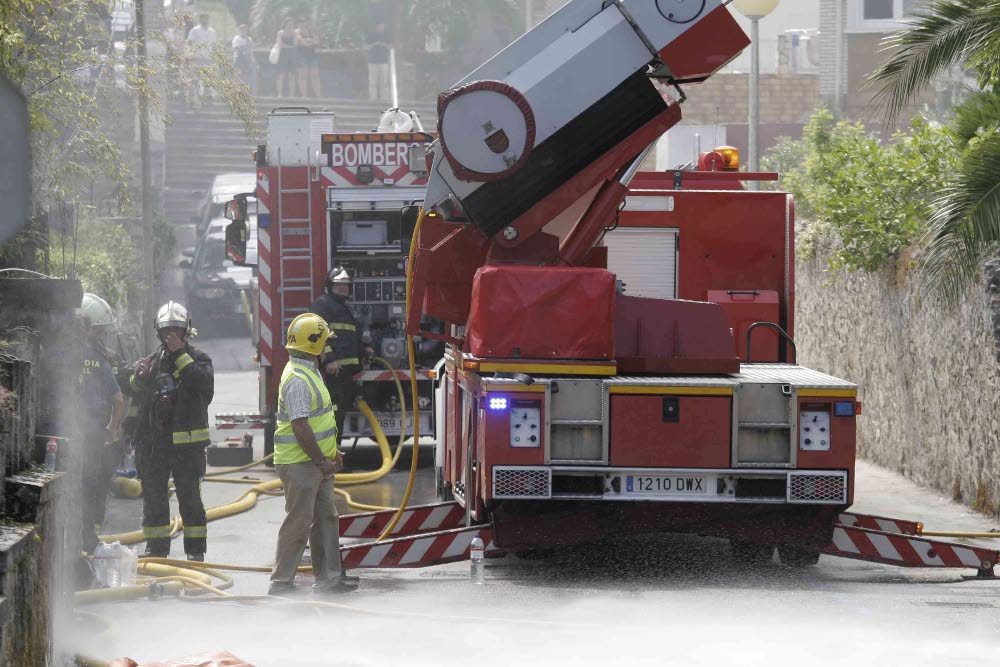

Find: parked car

[193,173,256,236]
[181,217,253,337]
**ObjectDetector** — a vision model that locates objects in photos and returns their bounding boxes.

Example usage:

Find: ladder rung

[281,219,311,224]
[280,255,312,260]
[283,277,311,283]
[280,189,310,195]
[281,287,312,293]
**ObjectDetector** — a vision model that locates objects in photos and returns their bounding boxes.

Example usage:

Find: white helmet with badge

[154,301,192,334]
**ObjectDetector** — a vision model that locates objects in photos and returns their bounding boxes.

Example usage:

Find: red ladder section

[337,501,497,570]
[828,512,998,577]
[333,505,1000,575]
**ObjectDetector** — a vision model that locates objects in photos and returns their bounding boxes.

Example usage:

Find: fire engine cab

[231,107,440,451]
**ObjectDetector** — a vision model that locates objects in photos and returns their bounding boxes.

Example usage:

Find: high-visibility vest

[273,357,338,465]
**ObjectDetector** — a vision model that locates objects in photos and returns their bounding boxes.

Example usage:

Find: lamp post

[732,0,779,189]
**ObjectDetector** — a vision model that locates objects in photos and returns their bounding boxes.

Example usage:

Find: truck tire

[777,545,820,567]
[730,540,774,565]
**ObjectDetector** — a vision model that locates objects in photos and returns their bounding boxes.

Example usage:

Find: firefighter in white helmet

[308,266,368,441]
[76,293,126,553]
[131,301,214,561]
[268,313,358,595]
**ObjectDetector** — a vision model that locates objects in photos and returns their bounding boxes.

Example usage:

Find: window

[848,0,922,32]
[863,0,893,19]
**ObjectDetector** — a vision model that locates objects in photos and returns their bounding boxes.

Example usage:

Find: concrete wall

[795,257,1000,515]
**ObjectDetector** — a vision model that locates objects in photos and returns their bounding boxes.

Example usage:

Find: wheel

[730,540,774,565]
[777,545,820,567]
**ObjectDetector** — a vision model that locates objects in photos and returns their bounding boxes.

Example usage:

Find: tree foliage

[764,108,960,274]
[867,0,1000,297]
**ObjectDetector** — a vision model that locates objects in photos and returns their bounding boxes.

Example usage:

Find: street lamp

[732,0,779,188]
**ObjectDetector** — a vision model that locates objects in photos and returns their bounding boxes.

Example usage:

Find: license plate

[627,475,708,495]
[345,412,432,437]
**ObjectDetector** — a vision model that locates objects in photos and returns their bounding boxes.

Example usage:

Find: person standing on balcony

[275,18,298,98]
[232,24,257,96]
[296,19,321,98]
[365,22,391,101]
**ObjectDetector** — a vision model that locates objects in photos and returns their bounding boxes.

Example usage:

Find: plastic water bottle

[470,534,485,585]
[118,544,138,586]
[92,542,112,586]
[43,438,58,471]
[105,544,121,588]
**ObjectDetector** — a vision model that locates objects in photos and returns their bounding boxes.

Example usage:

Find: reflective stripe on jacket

[273,357,338,465]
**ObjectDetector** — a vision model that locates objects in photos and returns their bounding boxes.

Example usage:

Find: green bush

[763,109,959,273]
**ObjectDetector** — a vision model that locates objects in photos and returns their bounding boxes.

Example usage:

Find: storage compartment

[466,266,615,360]
[608,394,731,468]
[206,443,254,467]
[340,220,388,247]
[707,289,780,363]
[550,425,603,462]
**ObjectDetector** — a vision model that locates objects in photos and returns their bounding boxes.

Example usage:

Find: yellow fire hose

[99,394,405,545]
[376,207,426,541]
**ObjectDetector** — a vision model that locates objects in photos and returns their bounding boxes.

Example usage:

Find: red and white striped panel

[826,525,998,571]
[351,369,435,383]
[339,502,465,539]
[256,174,274,368]
[340,525,497,569]
[320,166,428,188]
[837,512,921,536]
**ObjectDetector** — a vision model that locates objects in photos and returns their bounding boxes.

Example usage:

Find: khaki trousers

[271,462,342,584]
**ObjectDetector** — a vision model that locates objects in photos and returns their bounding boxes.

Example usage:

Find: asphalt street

[69,337,1000,666]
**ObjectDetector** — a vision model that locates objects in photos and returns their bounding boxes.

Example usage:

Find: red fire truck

[219,0,998,578]
[238,108,440,453]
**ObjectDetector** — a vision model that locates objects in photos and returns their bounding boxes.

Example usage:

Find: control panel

[510,404,542,448]
[799,410,831,451]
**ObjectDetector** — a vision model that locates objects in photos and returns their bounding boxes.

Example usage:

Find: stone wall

[0,278,82,665]
[795,258,1000,515]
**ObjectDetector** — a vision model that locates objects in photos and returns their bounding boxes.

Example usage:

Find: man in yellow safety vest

[268,313,358,595]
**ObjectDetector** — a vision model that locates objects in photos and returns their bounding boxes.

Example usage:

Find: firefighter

[132,301,214,561]
[77,293,126,553]
[308,266,368,439]
[269,313,358,595]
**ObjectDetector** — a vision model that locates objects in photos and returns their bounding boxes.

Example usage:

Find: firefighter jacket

[273,355,338,465]
[131,344,214,449]
[309,293,361,373]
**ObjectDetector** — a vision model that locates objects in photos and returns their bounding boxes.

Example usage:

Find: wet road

[72,337,1000,666]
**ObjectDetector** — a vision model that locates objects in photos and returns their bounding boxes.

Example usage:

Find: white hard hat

[155,300,191,333]
[326,266,351,287]
[78,293,116,327]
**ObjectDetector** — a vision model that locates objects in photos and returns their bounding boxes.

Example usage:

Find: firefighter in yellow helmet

[269,313,358,596]
[77,293,126,553]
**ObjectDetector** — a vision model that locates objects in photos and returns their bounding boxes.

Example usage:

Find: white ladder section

[276,146,316,330]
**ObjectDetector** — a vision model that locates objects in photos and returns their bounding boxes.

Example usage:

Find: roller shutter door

[604,228,678,300]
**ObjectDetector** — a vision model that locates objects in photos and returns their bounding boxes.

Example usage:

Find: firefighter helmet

[154,301,192,334]
[285,313,330,356]
[78,293,116,327]
[325,266,352,292]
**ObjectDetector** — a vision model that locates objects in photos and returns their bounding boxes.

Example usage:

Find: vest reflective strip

[328,322,356,331]
[275,402,333,423]
[336,357,360,366]
[173,428,210,445]
[126,405,139,418]
[274,426,337,445]
[184,525,207,538]
[144,525,173,538]
[175,353,195,372]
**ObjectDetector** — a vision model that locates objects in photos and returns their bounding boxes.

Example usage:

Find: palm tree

[867,0,1000,298]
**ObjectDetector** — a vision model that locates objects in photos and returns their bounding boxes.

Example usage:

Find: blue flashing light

[834,401,854,417]
[488,397,508,411]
